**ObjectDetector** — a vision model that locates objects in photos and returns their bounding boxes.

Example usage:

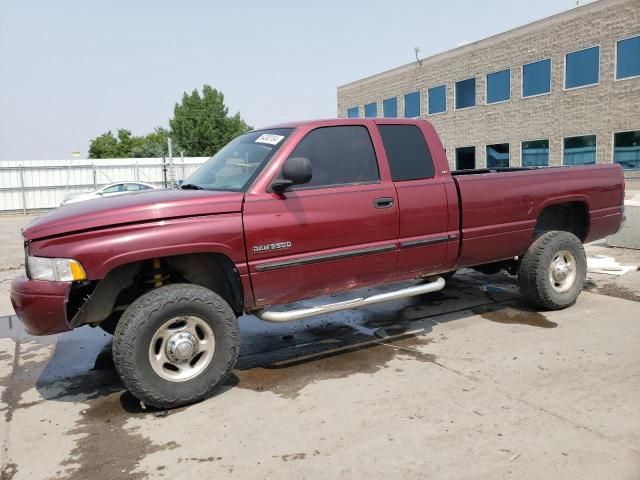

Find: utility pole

[167,138,175,189]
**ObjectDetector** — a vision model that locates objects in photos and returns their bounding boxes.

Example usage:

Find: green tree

[88,129,145,158]
[169,85,251,157]
[88,130,119,158]
[130,128,174,158]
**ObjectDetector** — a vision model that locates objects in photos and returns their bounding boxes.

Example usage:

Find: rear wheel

[518,231,586,310]
[112,284,239,408]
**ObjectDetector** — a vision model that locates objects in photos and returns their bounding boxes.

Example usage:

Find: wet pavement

[1,271,640,479]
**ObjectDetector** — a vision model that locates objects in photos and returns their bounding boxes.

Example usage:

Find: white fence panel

[0,157,207,212]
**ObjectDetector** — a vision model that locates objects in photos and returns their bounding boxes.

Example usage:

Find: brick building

[337,0,640,171]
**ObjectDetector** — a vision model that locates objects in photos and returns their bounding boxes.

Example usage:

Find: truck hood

[23,189,244,241]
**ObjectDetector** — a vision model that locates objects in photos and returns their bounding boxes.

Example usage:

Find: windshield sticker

[255,134,285,146]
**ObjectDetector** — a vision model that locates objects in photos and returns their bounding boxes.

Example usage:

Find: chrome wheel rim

[549,250,577,293]
[148,315,215,382]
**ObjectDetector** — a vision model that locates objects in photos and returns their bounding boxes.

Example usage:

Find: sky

[0,0,591,160]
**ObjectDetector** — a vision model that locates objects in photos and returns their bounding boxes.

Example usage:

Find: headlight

[26,256,87,282]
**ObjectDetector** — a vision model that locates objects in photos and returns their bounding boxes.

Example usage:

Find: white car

[61,181,159,205]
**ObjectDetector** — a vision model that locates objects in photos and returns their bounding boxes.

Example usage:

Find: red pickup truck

[11,119,624,408]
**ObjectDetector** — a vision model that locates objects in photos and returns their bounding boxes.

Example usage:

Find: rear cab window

[378,124,435,181]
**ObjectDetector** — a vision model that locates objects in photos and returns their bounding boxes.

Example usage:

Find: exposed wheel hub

[166,332,198,363]
[549,249,577,293]
[552,262,570,282]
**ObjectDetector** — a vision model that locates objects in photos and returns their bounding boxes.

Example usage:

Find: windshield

[183,128,294,191]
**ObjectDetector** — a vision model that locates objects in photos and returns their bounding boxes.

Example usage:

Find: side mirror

[271,157,312,193]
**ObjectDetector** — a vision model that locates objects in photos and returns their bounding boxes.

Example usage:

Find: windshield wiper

[180,183,203,190]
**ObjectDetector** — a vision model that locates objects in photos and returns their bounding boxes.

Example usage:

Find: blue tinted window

[428,85,446,114]
[522,139,549,167]
[404,91,420,117]
[565,46,599,89]
[383,97,397,117]
[522,59,551,97]
[617,36,640,79]
[563,135,596,165]
[614,131,640,169]
[486,69,510,103]
[364,102,377,118]
[347,107,360,118]
[486,143,509,168]
[455,146,475,170]
[455,78,476,109]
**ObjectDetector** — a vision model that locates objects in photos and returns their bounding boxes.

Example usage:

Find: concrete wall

[337,0,640,169]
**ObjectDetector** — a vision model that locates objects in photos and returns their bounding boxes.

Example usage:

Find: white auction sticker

[255,134,285,145]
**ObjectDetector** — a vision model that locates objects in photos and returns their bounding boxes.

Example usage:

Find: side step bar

[255,276,446,323]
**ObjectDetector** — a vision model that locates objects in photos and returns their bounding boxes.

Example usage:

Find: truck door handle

[373,197,394,209]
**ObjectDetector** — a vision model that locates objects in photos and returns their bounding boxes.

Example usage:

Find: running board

[255,277,446,323]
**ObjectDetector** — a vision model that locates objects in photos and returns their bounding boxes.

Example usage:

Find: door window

[288,126,379,189]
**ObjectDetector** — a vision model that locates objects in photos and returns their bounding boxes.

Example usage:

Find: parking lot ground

[1,213,639,479]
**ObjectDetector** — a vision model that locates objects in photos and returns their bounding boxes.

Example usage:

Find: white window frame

[561,134,598,166]
[520,138,550,168]
[427,84,447,116]
[485,68,511,105]
[611,130,640,167]
[403,90,421,118]
[454,77,477,111]
[521,58,553,99]
[563,45,601,91]
[614,34,640,81]
[485,142,510,168]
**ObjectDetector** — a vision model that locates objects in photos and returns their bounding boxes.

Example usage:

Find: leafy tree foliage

[87,85,250,158]
[169,85,251,157]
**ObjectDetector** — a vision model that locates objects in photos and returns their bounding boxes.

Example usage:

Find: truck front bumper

[10,275,72,335]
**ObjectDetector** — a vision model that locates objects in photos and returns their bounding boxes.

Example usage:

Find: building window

[404,91,420,117]
[613,131,640,169]
[522,139,549,167]
[616,36,640,80]
[455,78,476,109]
[364,102,377,118]
[428,85,446,114]
[378,125,435,181]
[383,97,397,117]
[563,135,596,165]
[486,69,511,104]
[565,46,600,89]
[455,146,475,170]
[347,107,360,118]
[522,59,551,97]
[486,143,509,168]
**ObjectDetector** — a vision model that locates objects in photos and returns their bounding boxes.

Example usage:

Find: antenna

[414,46,423,66]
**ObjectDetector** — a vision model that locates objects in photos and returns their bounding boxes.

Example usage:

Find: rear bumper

[10,275,72,335]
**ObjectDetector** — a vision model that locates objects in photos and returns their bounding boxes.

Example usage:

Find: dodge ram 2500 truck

[11,119,625,408]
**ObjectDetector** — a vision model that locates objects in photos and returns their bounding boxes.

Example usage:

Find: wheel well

[68,253,244,329]
[534,202,588,241]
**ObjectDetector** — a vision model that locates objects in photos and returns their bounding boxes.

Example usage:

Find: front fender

[28,213,247,279]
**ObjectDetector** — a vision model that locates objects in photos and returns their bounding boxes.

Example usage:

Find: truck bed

[452,163,625,268]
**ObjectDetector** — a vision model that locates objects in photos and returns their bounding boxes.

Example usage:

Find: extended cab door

[376,122,457,277]
[242,122,399,307]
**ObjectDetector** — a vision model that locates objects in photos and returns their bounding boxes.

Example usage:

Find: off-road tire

[112,284,239,408]
[518,231,586,310]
